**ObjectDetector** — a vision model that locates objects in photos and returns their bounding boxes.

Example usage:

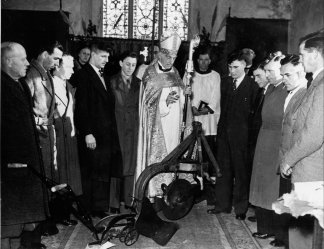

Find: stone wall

[288,0,324,53]
[2,0,292,41]
[2,0,88,36]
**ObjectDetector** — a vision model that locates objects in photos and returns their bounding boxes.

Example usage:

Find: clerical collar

[157,62,172,72]
[196,68,211,74]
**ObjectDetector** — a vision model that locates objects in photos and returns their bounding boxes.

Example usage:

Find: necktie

[99,68,104,77]
[126,79,131,90]
[232,79,237,91]
[307,74,313,88]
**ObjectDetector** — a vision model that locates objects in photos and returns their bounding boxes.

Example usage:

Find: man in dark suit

[208,50,259,220]
[1,42,48,249]
[74,42,122,218]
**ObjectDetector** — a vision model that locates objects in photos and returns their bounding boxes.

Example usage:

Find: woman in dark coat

[53,54,82,196]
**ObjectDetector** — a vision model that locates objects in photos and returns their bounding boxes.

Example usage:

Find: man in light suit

[279,54,307,166]
[280,30,324,249]
[280,32,323,183]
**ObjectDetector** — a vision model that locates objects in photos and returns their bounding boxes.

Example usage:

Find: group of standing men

[1,28,323,249]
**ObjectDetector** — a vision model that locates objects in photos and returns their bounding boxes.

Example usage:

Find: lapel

[85,64,109,99]
[255,87,265,113]
[1,72,30,110]
[235,75,249,92]
[293,70,324,112]
[30,60,54,99]
[284,87,307,119]
[131,74,140,93]
[47,72,56,114]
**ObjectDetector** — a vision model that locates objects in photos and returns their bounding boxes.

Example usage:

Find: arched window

[103,0,189,40]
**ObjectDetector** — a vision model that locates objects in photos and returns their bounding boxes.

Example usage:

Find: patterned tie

[99,68,104,77]
[233,79,237,91]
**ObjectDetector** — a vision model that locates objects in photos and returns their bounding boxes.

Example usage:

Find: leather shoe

[207,208,231,214]
[91,211,107,219]
[252,232,274,239]
[270,239,285,247]
[247,216,256,222]
[58,219,78,226]
[235,214,246,220]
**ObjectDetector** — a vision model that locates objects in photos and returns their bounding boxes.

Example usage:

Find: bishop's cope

[135,32,193,201]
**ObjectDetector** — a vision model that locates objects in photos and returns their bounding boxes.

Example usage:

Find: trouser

[201,135,217,205]
[255,206,290,246]
[109,177,121,209]
[110,175,135,208]
[289,215,314,249]
[79,159,111,212]
[213,134,249,214]
[255,207,275,234]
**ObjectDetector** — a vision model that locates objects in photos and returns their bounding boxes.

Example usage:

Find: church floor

[36,202,284,249]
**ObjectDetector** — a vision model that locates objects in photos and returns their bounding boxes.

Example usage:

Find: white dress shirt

[284,81,307,112]
[234,73,245,88]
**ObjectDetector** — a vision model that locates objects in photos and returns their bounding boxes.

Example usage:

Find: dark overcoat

[249,83,288,210]
[74,64,122,181]
[110,73,140,176]
[1,71,47,225]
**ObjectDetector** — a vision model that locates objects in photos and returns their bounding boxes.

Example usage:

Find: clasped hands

[280,163,293,178]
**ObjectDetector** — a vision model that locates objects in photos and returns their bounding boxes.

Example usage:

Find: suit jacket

[282,71,324,183]
[74,63,122,179]
[217,75,259,147]
[1,71,47,225]
[278,86,307,172]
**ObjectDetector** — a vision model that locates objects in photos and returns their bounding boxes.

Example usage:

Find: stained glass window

[103,0,129,38]
[162,0,189,40]
[133,0,159,40]
[103,0,189,40]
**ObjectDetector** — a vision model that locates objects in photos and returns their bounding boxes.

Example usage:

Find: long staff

[180,35,200,141]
